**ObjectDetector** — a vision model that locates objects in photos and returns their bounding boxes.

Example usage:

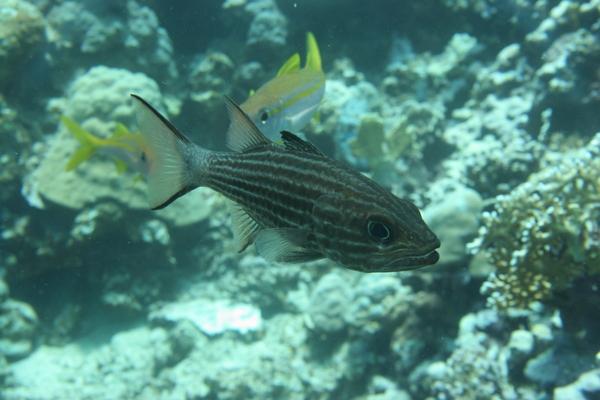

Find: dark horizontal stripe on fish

[210,176,303,227]
[208,161,318,215]
[210,165,321,212]
[209,159,324,201]
[208,150,349,200]
[220,148,381,200]
[226,150,347,192]
[207,171,310,228]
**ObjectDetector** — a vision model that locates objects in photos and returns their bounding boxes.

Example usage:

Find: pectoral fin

[254,228,322,263]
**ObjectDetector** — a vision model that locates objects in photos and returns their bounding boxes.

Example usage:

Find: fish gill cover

[0,0,599,399]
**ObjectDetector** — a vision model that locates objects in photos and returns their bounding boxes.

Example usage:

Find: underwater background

[1,0,599,399]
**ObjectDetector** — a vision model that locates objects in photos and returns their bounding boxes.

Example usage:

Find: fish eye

[260,110,269,124]
[367,218,393,244]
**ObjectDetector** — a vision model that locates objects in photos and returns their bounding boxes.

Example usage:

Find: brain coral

[472,133,600,309]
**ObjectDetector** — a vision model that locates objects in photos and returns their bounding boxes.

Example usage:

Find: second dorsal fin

[224,96,271,152]
[280,130,325,156]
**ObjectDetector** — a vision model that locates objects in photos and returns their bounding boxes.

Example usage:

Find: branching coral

[471,133,600,309]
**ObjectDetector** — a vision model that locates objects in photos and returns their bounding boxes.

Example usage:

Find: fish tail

[61,116,101,171]
[131,94,206,210]
[305,32,322,72]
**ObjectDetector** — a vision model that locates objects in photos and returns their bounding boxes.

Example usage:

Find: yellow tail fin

[305,32,322,72]
[112,122,130,137]
[65,146,95,171]
[61,116,101,171]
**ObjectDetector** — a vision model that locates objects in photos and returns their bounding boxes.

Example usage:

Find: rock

[508,329,534,355]
[245,0,287,63]
[363,375,412,400]
[554,368,600,400]
[0,279,8,303]
[234,61,266,93]
[525,347,596,387]
[506,329,535,370]
[46,0,177,82]
[150,299,262,336]
[0,353,8,385]
[457,309,504,337]
[0,299,38,360]
[306,272,352,335]
[189,52,234,95]
[348,274,412,336]
[0,0,45,87]
[29,64,225,225]
[423,182,483,266]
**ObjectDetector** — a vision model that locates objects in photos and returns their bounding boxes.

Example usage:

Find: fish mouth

[379,241,441,272]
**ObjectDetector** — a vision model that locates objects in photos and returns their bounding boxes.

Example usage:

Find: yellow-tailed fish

[64,33,324,174]
[61,116,152,175]
[240,32,326,140]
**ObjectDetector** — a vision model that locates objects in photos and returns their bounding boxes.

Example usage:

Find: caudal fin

[130,94,195,210]
[62,116,101,171]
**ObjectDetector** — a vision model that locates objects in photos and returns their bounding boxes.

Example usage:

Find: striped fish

[131,94,440,272]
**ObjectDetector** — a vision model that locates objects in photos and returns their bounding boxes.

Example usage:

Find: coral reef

[245,0,288,64]
[0,0,45,88]
[423,181,483,267]
[0,278,38,361]
[472,133,600,309]
[555,368,600,400]
[45,0,177,85]
[30,65,223,226]
[2,0,600,399]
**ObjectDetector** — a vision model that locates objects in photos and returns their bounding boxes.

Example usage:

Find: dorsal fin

[280,130,325,156]
[305,32,322,72]
[224,96,271,152]
[277,53,301,77]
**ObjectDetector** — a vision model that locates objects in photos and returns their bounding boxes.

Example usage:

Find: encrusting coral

[471,133,600,309]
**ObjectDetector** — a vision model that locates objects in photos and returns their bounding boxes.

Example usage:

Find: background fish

[132,94,439,272]
[62,116,151,175]
[64,33,325,174]
[240,32,326,141]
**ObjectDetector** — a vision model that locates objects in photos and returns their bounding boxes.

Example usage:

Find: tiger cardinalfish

[131,94,440,272]
[61,116,152,175]
[240,32,326,141]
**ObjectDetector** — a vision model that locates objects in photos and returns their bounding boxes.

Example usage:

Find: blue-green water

[1,1,599,399]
